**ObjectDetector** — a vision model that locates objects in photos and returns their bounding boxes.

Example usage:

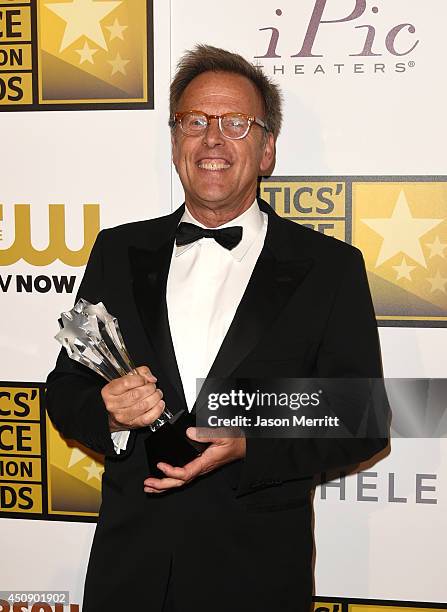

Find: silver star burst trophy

[55,299,173,431]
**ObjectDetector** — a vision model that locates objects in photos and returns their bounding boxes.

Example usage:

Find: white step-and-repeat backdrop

[1,1,446,610]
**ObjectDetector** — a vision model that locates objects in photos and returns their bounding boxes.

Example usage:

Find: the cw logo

[0,204,100,266]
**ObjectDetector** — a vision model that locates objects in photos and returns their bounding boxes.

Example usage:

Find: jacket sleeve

[45,230,135,457]
[235,248,390,497]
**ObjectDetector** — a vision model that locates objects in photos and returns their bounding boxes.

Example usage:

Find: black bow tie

[175,222,243,250]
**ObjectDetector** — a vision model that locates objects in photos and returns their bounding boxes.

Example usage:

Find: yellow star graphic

[362,190,443,268]
[67,447,86,468]
[427,269,447,294]
[392,256,416,281]
[106,17,128,41]
[108,51,130,75]
[84,461,104,481]
[75,40,98,64]
[426,235,447,259]
[45,0,121,52]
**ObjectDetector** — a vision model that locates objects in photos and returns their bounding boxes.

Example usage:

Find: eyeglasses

[169,110,269,140]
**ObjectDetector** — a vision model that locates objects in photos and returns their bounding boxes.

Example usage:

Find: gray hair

[170,44,283,137]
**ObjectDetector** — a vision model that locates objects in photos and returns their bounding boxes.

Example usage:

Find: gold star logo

[45,0,121,52]
[108,51,130,75]
[84,461,104,482]
[392,256,416,281]
[362,190,443,268]
[427,269,447,294]
[426,236,447,259]
[106,17,128,41]
[75,40,98,64]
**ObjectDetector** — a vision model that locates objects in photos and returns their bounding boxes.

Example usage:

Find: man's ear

[171,132,178,167]
[259,132,276,176]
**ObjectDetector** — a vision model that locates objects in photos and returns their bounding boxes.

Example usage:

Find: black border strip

[39,383,48,516]
[29,0,38,105]
[313,596,447,608]
[345,176,353,245]
[145,0,154,111]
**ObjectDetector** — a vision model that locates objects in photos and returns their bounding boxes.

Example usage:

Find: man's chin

[188,190,234,207]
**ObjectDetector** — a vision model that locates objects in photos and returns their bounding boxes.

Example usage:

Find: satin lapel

[193,200,313,414]
[128,208,186,414]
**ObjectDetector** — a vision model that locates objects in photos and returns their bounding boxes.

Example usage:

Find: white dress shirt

[112,199,268,453]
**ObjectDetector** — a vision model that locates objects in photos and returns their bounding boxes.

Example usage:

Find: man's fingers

[113,397,166,429]
[104,365,157,399]
[143,475,185,492]
[143,456,215,493]
[143,459,205,492]
[103,373,146,398]
[105,376,166,429]
[156,459,204,481]
[115,383,161,411]
[131,399,166,428]
[186,426,237,443]
[142,436,246,492]
[135,365,157,383]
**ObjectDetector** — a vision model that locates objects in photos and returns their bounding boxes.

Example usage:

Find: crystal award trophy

[55,299,208,475]
[55,298,172,431]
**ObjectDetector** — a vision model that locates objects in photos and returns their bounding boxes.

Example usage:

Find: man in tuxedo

[46,45,388,611]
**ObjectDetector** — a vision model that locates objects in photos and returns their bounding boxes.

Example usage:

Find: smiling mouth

[197,159,231,171]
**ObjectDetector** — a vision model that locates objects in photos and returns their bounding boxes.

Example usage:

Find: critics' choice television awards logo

[0,382,103,518]
[260,177,447,327]
[0,0,153,110]
[254,0,419,76]
[0,203,100,294]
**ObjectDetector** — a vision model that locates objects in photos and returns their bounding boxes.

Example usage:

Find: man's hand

[143,427,246,493]
[101,365,166,432]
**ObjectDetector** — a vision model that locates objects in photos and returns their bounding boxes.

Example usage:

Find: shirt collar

[175,199,266,261]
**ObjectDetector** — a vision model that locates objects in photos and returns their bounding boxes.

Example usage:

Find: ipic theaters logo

[260,177,447,327]
[0,203,100,293]
[0,0,153,110]
[254,0,419,76]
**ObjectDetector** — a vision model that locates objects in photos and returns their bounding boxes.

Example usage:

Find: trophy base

[145,410,209,478]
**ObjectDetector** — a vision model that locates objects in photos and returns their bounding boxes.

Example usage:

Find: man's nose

[203,117,224,147]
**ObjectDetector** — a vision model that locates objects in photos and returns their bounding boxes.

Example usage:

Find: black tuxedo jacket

[46,198,389,612]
